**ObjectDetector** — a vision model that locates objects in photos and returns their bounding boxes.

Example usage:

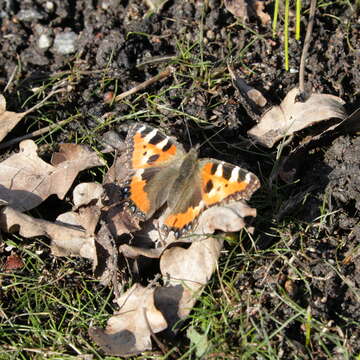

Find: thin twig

[136,55,176,69]
[298,0,317,97]
[2,344,63,356]
[3,64,18,93]
[0,117,74,150]
[114,66,173,102]
[216,263,231,305]
[23,88,65,115]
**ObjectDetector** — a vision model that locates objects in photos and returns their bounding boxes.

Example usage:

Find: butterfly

[120,123,260,238]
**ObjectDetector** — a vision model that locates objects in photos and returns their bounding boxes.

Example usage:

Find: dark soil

[0,0,359,358]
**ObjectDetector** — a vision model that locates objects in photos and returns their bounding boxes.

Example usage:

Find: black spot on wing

[210,163,217,175]
[141,167,161,182]
[148,154,160,164]
[149,132,165,145]
[205,179,213,193]
[139,126,153,137]
[162,140,172,151]
[222,165,233,180]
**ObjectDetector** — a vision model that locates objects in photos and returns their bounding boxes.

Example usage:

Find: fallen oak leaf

[119,244,163,259]
[0,205,96,259]
[92,198,257,356]
[277,107,360,184]
[0,94,25,143]
[248,87,346,148]
[102,152,143,236]
[56,183,118,286]
[89,283,168,356]
[159,237,223,321]
[91,237,223,357]
[0,140,105,211]
[0,90,64,143]
[50,143,106,200]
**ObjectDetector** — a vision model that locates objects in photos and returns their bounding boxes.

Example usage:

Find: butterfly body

[121,124,260,238]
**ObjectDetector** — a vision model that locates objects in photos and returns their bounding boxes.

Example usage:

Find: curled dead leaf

[0,205,96,259]
[0,94,28,143]
[91,198,258,355]
[73,182,104,209]
[89,283,168,356]
[0,140,105,211]
[91,237,223,357]
[248,87,346,148]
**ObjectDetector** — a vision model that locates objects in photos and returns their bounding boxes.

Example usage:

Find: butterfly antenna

[183,119,193,147]
[198,126,226,150]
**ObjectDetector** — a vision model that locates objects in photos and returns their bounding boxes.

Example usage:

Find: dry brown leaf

[251,0,270,25]
[224,0,270,25]
[92,198,257,355]
[119,244,163,259]
[73,182,104,209]
[0,94,28,143]
[56,183,118,285]
[89,283,168,356]
[224,0,248,19]
[56,206,101,238]
[102,152,143,236]
[0,140,105,211]
[92,237,224,356]
[93,223,119,286]
[160,237,223,318]
[248,87,346,148]
[0,205,96,258]
[0,91,64,143]
[3,253,24,271]
[277,108,360,184]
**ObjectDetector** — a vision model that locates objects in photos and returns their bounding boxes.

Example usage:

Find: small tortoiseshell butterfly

[120,123,260,238]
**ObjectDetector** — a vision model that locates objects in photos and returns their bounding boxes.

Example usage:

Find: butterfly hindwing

[161,158,260,237]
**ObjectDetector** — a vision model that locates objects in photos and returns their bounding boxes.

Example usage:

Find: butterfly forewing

[122,124,185,220]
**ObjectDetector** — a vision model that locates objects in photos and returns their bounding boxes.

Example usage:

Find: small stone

[206,29,215,41]
[45,1,55,12]
[16,8,45,22]
[101,0,112,10]
[53,31,77,55]
[103,91,114,103]
[102,130,124,150]
[38,34,52,50]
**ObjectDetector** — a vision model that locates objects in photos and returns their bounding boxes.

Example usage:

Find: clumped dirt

[0,0,360,357]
